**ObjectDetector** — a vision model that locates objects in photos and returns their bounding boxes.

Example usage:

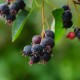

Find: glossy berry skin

[6,13,16,24]
[62,11,72,21]
[23,45,32,56]
[31,44,43,56]
[40,37,55,48]
[66,32,76,39]
[45,30,55,39]
[0,4,9,15]
[29,55,40,65]
[41,52,51,62]
[62,5,70,11]
[16,0,26,10]
[10,2,20,15]
[63,21,73,29]
[32,35,41,45]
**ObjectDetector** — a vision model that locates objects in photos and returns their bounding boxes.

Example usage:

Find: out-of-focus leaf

[34,0,42,7]
[51,8,66,42]
[24,0,33,9]
[12,10,29,42]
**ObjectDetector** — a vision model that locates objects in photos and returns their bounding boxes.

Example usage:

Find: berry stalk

[41,0,45,39]
[45,18,50,29]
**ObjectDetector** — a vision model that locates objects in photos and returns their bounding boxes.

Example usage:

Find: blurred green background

[0,0,80,80]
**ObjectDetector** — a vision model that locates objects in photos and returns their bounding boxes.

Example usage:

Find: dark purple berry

[74,27,80,35]
[45,30,55,39]
[29,55,40,65]
[40,37,55,48]
[10,2,20,15]
[63,21,73,29]
[16,0,26,10]
[31,44,43,56]
[23,45,32,56]
[62,5,70,11]
[62,11,72,21]
[32,35,41,45]
[41,52,51,62]
[6,13,16,24]
[76,31,80,39]
[0,4,9,15]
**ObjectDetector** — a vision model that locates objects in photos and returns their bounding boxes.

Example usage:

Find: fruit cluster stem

[41,0,45,39]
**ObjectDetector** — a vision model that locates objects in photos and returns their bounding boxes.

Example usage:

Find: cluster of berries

[0,0,26,24]
[62,5,73,29]
[22,30,55,65]
[66,27,80,40]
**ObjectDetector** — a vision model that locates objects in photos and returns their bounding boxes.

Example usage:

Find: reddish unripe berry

[32,35,41,45]
[66,32,76,39]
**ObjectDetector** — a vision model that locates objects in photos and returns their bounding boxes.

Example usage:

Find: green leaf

[24,0,33,9]
[12,10,29,42]
[51,8,66,43]
[34,0,42,7]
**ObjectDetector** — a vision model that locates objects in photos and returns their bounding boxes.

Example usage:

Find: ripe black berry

[45,30,55,39]
[62,5,70,11]
[41,52,51,62]
[40,37,55,48]
[29,55,40,65]
[16,0,26,10]
[76,31,80,39]
[62,11,72,21]
[6,13,16,24]
[63,21,73,29]
[0,4,9,15]
[32,35,41,45]
[31,44,43,56]
[23,45,32,56]
[10,2,20,15]
[74,27,80,35]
